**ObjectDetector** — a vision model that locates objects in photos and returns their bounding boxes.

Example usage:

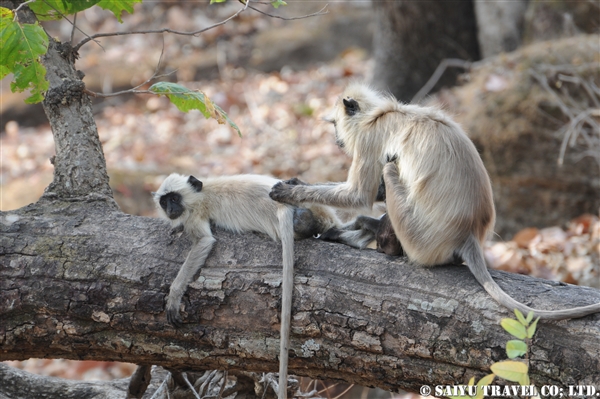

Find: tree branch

[72,1,250,52]
[1,201,599,394]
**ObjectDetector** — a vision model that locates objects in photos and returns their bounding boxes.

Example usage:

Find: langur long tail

[277,205,295,399]
[457,234,600,320]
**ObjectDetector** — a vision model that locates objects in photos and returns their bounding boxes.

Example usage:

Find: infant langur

[154,173,373,399]
[271,83,600,321]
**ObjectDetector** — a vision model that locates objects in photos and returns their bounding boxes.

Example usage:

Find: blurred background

[1,0,599,397]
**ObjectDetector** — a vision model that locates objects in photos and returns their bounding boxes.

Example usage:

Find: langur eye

[343,97,359,116]
[159,197,167,207]
[170,196,180,204]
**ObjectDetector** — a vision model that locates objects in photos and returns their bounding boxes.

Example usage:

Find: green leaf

[97,0,141,23]
[30,0,102,20]
[514,309,528,326]
[0,64,10,79]
[474,374,495,399]
[519,373,530,386]
[501,318,527,339]
[149,82,241,136]
[210,0,227,3]
[525,311,534,325]
[271,0,287,8]
[506,340,528,359]
[526,316,540,338]
[0,9,49,103]
[490,360,528,383]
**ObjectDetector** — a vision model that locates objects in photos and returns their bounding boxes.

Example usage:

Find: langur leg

[381,162,410,251]
[319,215,380,249]
[166,235,216,327]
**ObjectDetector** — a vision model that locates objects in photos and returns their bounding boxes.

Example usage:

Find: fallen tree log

[1,199,599,395]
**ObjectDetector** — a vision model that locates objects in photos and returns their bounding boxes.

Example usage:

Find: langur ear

[343,97,360,116]
[187,176,203,192]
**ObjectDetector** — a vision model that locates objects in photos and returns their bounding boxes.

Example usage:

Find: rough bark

[2,200,600,393]
[0,362,133,399]
[41,37,113,200]
[371,0,480,102]
[2,1,600,396]
[7,0,113,200]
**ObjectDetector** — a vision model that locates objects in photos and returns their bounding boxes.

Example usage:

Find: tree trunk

[371,0,480,102]
[474,0,528,59]
[2,200,600,394]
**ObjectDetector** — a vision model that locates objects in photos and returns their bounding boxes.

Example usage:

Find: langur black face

[159,192,184,220]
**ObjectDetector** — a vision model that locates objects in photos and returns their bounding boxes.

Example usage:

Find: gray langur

[153,173,373,399]
[270,83,600,320]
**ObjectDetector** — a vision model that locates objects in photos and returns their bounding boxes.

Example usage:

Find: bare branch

[69,12,76,43]
[246,3,329,20]
[530,67,600,172]
[12,0,36,16]
[182,374,201,399]
[73,1,250,52]
[83,38,175,98]
[412,58,473,104]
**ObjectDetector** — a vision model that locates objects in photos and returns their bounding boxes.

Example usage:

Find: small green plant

[449,309,540,399]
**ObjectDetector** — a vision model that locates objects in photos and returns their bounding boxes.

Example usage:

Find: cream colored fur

[270,83,600,320]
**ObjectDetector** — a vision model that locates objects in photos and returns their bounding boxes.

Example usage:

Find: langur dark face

[376,213,403,256]
[159,192,184,220]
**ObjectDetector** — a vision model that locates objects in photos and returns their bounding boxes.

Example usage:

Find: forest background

[1,0,599,398]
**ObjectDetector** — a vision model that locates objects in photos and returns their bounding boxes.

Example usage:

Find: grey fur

[154,173,343,399]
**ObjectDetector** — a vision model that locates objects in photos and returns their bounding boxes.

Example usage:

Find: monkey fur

[270,83,600,320]
[154,173,373,399]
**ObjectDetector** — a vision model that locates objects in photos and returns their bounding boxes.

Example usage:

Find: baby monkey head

[154,174,203,221]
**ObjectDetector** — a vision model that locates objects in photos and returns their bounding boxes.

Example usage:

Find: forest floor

[1,1,598,396]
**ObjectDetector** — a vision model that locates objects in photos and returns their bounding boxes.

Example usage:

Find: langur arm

[270,181,360,208]
[166,233,216,327]
[271,156,381,209]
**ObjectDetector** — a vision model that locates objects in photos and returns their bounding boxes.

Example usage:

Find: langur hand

[166,297,184,328]
[170,224,184,236]
[283,177,308,186]
[269,182,297,204]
